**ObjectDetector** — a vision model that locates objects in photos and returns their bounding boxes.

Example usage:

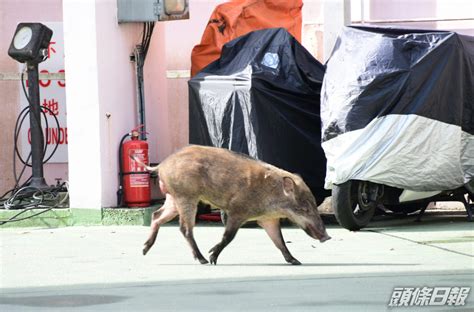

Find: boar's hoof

[143,244,151,256]
[288,258,302,265]
[199,257,209,265]
[209,254,219,265]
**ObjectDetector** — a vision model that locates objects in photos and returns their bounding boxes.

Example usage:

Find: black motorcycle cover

[189,28,330,203]
[321,26,474,191]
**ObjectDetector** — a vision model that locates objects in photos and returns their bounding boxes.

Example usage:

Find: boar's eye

[304,199,317,211]
[298,200,311,212]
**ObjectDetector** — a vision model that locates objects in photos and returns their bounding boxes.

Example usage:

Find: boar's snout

[319,234,331,243]
[304,222,331,243]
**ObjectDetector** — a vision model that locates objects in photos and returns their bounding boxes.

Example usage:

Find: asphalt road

[1,271,473,312]
[1,212,473,311]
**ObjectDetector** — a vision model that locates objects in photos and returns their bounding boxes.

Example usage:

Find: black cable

[148,22,155,54]
[143,22,150,59]
[13,106,32,186]
[0,183,69,224]
[141,22,147,58]
[18,72,60,166]
[0,188,15,201]
[13,153,32,191]
[1,68,63,210]
[117,133,131,207]
[43,104,50,155]
[11,75,34,190]
[0,182,69,225]
[143,22,155,60]
[139,22,155,64]
[13,106,30,164]
[0,61,68,227]
[146,22,152,56]
[41,105,61,164]
[21,71,45,155]
[12,70,61,181]
[13,108,47,167]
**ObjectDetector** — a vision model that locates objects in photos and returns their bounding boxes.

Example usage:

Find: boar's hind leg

[143,193,178,255]
[177,201,209,264]
[257,219,301,265]
[209,215,243,265]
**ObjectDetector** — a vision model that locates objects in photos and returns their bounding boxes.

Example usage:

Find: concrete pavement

[1,212,473,311]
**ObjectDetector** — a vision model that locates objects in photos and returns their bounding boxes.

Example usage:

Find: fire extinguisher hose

[117,132,131,207]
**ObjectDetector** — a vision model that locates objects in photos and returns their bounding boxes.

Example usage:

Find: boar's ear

[283,177,295,197]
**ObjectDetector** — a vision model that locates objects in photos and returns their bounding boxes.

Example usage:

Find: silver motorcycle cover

[321,26,474,191]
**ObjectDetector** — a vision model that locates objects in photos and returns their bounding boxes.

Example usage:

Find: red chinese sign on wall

[19,22,68,163]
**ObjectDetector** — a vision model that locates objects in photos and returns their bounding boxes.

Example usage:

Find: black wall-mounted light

[8,23,53,64]
[8,23,53,189]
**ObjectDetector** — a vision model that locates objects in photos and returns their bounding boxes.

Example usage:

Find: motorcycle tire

[332,180,376,231]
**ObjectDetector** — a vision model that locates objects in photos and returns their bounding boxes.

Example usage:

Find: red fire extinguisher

[120,128,150,207]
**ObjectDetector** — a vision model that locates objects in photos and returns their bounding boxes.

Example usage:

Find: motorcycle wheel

[332,180,376,231]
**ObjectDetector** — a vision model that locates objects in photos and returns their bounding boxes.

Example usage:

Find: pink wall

[63,0,143,208]
[144,0,227,164]
[1,0,472,203]
[95,1,143,206]
[0,0,224,201]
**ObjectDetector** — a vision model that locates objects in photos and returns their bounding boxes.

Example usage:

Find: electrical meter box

[117,0,189,23]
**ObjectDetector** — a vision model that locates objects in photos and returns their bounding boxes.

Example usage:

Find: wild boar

[134,145,330,265]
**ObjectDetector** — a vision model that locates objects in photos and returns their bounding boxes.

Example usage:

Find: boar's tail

[130,154,160,173]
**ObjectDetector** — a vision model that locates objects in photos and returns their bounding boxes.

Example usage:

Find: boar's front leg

[177,200,209,264]
[209,214,244,265]
[257,219,301,265]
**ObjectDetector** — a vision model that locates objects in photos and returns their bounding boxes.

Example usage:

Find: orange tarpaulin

[190,0,303,77]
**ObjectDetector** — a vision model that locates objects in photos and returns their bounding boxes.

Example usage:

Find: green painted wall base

[0,205,161,228]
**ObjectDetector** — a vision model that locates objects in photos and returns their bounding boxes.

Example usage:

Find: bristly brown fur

[139,145,330,265]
